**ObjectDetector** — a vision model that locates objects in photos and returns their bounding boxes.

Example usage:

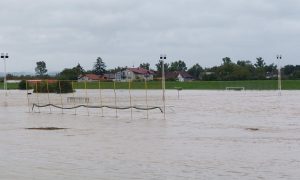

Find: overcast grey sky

[0,0,300,73]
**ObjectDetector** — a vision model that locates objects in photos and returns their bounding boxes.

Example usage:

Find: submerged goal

[225,87,245,91]
[26,80,166,119]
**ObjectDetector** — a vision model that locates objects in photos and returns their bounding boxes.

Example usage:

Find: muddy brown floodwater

[1,90,300,180]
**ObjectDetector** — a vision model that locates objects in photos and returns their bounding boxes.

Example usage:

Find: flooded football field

[0,90,300,180]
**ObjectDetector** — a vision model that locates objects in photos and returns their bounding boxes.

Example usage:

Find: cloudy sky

[0,0,300,73]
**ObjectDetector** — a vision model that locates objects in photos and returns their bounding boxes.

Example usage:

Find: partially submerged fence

[26,80,166,119]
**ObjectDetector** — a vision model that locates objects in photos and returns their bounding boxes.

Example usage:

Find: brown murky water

[1,90,300,179]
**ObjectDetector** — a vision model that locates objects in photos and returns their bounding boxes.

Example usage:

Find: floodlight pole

[1,53,8,96]
[160,54,166,120]
[277,55,282,96]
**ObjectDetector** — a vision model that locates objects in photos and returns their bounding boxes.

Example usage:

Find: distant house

[115,67,155,81]
[104,73,116,81]
[78,74,108,82]
[165,71,193,82]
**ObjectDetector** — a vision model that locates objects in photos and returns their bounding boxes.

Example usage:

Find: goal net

[26,80,165,119]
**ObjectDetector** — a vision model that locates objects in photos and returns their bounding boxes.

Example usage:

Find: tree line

[4,56,300,81]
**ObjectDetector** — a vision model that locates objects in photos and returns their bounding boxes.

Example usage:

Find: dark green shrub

[33,82,56,93]
[55,81,74,93]
[18,80,27,90]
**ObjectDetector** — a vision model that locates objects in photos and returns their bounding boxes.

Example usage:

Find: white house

[115,67,155,81]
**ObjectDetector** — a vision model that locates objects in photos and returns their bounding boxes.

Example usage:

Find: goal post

[26,79,164,119]
[225,87,245,91]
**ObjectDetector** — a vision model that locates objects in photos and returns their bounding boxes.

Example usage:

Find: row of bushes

[18,80,74,93]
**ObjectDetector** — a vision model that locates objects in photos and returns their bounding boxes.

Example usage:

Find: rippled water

[1,90,300,180]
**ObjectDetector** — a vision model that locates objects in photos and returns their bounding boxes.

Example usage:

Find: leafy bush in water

[18,80,27,90]
[33,82,56,93]
[55,81,74,93]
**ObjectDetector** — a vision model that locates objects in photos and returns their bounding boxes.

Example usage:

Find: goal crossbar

[225,87,245,91]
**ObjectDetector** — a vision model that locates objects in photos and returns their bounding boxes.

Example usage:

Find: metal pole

[71,81,77,115]
[114,81,118,118]
[129,80,133,120]
[99,80,104,117]
[58,80,64,114]
[85,81,89,116]
[145,78,149,120]
[4,57,7,96]
[1,53,8,96]
[46,80,52,113]
[26,80,31,112]
[161,54,166,120]
[35,82,40,113]
[277,55,282,96]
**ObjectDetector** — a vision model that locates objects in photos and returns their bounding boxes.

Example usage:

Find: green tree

[237,60,252,67]
[188,63,203,80]
[283,65,295,77]
[35,61,48,77]
[139,63,150,70]
[254,57,266,68]
[169,60,187,71]
[265,63,277,74]
[155,60,169,76]
[232,65,251,80]
[254,57,266,79]
[93,57,106,75]
[75,63,85,75]
[58,68,78,80]
[222,57,232,64]
[217,57,235,80]
[202,67,218,81]
[57,64,86,80]
[237,60,255,79]
[294,70,300,79]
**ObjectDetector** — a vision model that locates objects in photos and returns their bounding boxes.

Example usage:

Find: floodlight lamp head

[277,54,282,60]
[0,53,8,58]
[160,54,167,60]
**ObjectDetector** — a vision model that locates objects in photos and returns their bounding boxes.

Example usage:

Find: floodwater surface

[0,90,300,180]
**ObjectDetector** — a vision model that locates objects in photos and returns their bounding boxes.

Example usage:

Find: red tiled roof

[85,74,100,80]
[128,67,154,75]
